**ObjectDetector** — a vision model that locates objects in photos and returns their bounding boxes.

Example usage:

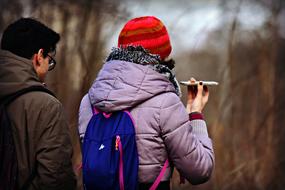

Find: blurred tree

[209,0,285,189]
[174,0,285,189]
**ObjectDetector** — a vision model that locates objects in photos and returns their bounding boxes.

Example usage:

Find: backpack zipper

[115,135,125,190]
[115,135,120,150]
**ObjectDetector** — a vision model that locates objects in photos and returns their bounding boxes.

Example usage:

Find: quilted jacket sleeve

[78,94,93,142]
[159,92,214,185]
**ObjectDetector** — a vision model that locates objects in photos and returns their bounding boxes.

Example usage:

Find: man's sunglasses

[47,54,56,71]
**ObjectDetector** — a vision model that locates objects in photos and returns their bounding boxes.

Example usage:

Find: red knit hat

[118,16,172,60]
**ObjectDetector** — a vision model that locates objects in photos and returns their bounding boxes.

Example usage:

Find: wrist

[189,106,202,113]
[190,108,202,113]
[187,102,202,113]
[186,107,202,114]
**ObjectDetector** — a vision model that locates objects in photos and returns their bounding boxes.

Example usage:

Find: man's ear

[32,49,44,68]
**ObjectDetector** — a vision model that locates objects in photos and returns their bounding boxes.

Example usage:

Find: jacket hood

[0,50,43,100]
[89,60,176,112]
[107,46,181,96]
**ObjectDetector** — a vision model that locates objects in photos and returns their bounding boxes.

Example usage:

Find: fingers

[190,77,196,83]
[185,77,210,113]
[196,81,203,98]
[203,85,209,103]
[195,82,210,103]
[203,85,209,95]
[187,77,197,100]
[187,78,209,100]
[188,86,197,98]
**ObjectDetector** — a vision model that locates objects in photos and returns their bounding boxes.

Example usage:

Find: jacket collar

[0,50,43,99]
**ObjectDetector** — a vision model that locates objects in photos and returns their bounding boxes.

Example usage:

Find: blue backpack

[82,108,169,190]
[82,109,139,190]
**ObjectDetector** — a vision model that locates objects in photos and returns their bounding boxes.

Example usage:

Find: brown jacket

[0,50,76,189]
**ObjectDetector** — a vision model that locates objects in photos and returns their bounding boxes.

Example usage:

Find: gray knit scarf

[106,46,181,97]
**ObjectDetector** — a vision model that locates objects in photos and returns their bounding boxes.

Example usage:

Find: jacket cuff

[189,112,204,121]
[189,113,209,136]
[190,119,209,136]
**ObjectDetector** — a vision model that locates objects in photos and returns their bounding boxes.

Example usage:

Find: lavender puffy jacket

[78,60,214,184]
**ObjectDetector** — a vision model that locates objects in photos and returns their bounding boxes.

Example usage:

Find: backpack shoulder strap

[149,159,169,190]
[0,85,55,106]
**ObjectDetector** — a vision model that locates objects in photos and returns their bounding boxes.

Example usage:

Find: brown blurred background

[1,0,285,189]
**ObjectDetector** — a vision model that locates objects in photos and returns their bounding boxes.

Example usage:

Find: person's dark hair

[1,17,60,59]
[160,58,175,70]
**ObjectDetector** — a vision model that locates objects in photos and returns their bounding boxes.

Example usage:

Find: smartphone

[179,81,219,86]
